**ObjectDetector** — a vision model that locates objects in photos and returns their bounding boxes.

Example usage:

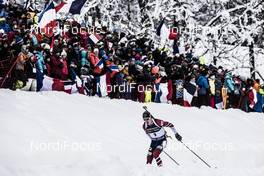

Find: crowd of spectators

[0,3,263,113]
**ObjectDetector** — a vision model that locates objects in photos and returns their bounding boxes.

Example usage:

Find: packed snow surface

[0,89,264,176]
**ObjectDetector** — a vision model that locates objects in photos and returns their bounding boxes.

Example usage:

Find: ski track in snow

[0,89,264,176]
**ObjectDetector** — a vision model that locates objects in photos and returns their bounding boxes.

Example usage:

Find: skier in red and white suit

[142,111,182,167]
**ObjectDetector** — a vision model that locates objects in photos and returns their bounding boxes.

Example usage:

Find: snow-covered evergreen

[70,0,264,77]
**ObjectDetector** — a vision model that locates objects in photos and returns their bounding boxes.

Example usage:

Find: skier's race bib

[148,128,166,139]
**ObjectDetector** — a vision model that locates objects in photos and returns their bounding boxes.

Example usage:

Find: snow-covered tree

[22,0,264,75]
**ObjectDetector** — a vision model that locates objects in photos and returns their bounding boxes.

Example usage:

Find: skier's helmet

[142,111,151,121]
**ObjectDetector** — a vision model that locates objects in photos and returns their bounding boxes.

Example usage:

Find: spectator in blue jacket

[197,69,209,107]
[35,47,46,91]
[224,71,235,108]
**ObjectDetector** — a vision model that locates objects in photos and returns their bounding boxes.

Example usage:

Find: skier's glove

[175,133,182,141]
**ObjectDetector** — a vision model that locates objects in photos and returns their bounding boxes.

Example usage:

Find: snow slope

[0,89,264,176]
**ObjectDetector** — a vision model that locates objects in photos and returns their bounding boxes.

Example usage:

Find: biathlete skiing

[142,110,182,167]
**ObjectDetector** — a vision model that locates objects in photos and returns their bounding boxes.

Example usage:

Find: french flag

[159,83,169,103]
[69,0,87,14]
[55,0,87,14]
[88,33,102,45]
[156,18,170,46]
[38,75,84,94]
[183,82,197,107]
[108,64,120,78]
[109,65,119,73]
[38,2,56,29]
[95,59,104,70]
[54,1,67,12]
[96,73,112,97]
[38,1,66,37]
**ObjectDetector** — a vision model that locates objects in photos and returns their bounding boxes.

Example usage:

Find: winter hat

[0,17,5,24]
[141,55,147,61]
[136,48,143,53]
[200,66,208,76]
[80,49,87,58]
[217,68,223,74]
[209,74,216,80]
[144,60,154,66]
[61,50,67,57]
[16,36,24,45]
[159,71,167,77]
[27,52,34,58]
[21,45,28,53]
[94,48,99,54]
[175,53,180,58]
[193,64,199,69]
[130,58,135,62]
[142,111,151,120]
[97,41,104,47]
[136,65,143,72]
[135,53,141,60]
[135,60,143,66]
[41,43,50,50]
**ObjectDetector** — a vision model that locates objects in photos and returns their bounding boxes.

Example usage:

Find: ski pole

[143,106,215,168]
[163,150,180,166]
[180,141,212,168]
